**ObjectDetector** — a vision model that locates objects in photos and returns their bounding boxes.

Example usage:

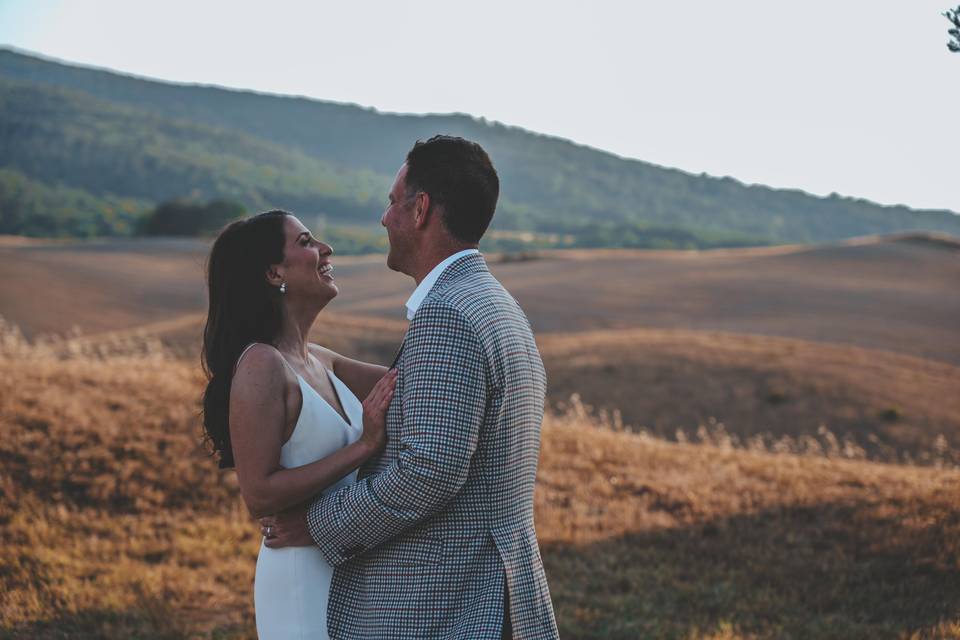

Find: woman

[201,210,397,639]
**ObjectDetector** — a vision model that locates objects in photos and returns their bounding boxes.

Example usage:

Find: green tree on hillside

[139,199,246,236]
[947,5,960,52]
[0,168,147,237]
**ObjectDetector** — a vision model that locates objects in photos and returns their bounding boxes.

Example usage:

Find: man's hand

[260,502,313,548]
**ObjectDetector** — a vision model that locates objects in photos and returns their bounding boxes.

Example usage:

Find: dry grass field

[47,311,960,465]
[2,234,958,364]
[2,232,958,459]
[1,334,959,639]
[0,238,215,337]
[541,328,960,463]
[1,233,959,638]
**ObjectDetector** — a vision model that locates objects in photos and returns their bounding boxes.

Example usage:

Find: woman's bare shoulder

[232,343,289,389]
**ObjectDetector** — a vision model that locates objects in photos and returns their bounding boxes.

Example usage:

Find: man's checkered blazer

[307,252,559,639]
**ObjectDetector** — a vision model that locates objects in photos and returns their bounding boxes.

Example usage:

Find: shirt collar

[405,248,480,320]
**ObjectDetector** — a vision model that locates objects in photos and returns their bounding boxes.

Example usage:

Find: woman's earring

[279,282,287,294]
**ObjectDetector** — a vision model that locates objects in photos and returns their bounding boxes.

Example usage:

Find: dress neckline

[293,368,355,429]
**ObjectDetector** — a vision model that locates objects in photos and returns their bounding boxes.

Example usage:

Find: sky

[1,0,958,213]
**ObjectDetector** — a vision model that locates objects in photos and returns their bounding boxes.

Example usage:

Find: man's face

[381,163,416,274]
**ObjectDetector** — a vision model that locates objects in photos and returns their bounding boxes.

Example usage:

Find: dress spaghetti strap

[233,343,298,377]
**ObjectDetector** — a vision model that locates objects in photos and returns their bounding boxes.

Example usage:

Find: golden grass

[0,330,255,638]
[56,311,960,466]
[1,329,959,638]
[541,328,960,465]
[539,407,960,638]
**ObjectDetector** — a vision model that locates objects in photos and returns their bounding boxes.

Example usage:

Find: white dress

[252,357,364,639]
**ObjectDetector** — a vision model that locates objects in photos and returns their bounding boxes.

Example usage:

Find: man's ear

[265,264,284,287]
[413,191,432,230]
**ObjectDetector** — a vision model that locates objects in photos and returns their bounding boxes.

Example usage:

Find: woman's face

[276,215,337,303]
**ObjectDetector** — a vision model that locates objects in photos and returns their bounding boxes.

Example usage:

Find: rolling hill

[3,233,956,364]
[1,234,957,462]
[2,47,960,245]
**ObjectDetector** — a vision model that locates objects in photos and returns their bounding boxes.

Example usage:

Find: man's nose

[380,211,387,227]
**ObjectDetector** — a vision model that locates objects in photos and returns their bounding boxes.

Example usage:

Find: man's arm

[305,301,489,566]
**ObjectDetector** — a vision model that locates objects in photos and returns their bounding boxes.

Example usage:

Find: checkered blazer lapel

[429,251,489,290]
[360,253,487,480]
[402,253,489,356]
[392,252,487,369]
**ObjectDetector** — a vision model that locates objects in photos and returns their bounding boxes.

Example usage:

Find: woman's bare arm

[310,344,389,401]
[229,344,394,519]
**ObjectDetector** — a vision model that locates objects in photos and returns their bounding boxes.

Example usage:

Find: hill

[541,328,960,464]
[326,233,960,366]
[1,337,958,638]
[2,47,960,245]
[3,234,956,364]
[1,234,958,465]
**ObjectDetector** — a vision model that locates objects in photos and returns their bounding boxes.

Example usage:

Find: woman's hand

[359,369,397,453]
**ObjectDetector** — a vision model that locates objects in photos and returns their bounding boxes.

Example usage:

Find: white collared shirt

[404,249,480,320]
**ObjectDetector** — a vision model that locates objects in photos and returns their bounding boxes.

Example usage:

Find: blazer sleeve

[305,301,488,566]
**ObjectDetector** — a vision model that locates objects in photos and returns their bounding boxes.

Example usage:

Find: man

[264,136,559,639]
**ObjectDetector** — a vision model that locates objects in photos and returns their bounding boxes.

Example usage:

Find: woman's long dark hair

[202,210,289,468]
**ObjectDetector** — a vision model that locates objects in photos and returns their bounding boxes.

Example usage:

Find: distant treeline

[0,168,148,237]
[120,197,764,253]
[2,47,960,247]
[3,185,760,254]
[137,200,387,253]
[140,199,246,237]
